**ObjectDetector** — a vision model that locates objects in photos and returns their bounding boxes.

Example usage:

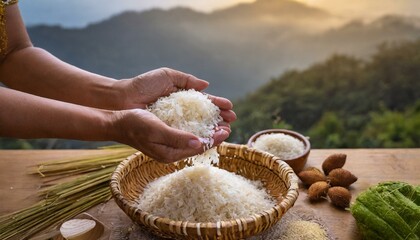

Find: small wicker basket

[110,143,299,239]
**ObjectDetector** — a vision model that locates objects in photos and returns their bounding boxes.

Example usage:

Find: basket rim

[110,142,299,237]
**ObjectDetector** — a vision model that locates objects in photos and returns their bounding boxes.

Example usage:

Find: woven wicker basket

[110,143,299,240]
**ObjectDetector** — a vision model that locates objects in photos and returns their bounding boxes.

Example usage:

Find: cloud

[298,0,420,20]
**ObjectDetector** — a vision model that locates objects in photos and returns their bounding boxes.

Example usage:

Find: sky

[19,0,420,28]
[19,0,254,27]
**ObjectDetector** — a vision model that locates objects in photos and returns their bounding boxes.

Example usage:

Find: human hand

[118,67,208,109]
[111,109,230,163]
[117,67,236,133]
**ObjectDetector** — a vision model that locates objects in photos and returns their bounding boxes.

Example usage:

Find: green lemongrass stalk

[33,147,135,177]
[0,181,111,239]
[0,187,111,239]
[0,200,46,223]
[39,167,114,197]
[24,188,111,240]
[99,144,129,149]
[36,149,132,167]
[0,172,110,233]
[0,145,135,240]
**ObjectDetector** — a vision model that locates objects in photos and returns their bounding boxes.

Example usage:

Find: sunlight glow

[294,0,320,5]
[289,0,420,21]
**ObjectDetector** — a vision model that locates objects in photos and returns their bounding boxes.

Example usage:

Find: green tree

[308,112,345,148]
[366,41,420,111]
[232,39,420,148]
[359,103,420,147]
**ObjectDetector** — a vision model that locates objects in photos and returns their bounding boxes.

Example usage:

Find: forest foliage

[231,39,420,148]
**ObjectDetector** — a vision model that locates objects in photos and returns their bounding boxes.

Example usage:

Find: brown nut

[298,167,327,186]
[328,168,357,187]
[308,181,330,201]
[322,153,346,175]
[328,186,351,208]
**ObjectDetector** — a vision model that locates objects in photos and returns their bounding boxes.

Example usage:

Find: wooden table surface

[0,149,419,240]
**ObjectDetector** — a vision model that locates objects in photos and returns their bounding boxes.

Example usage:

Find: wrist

[103,110,125,143]
[89,77,126,110]
[111,79,133,110]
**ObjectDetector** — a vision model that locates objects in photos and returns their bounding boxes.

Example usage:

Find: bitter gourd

[350,181,420,240]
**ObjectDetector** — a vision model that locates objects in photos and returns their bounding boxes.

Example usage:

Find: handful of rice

[148,89,222,148]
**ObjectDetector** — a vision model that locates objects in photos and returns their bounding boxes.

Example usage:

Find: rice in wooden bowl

[110,143,298,239]
[247,129,311,173]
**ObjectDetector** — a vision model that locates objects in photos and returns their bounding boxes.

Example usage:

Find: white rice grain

[253,133,304,160]
[137,165,275,222]
[147,89,221,143]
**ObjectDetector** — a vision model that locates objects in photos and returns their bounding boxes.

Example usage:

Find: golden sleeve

[0,0,19,55]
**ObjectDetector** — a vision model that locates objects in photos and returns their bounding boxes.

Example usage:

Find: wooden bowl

[110,142,298,239]
[247,129,311,173]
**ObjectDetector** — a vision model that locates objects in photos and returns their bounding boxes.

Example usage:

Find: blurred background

[2,0,420,149]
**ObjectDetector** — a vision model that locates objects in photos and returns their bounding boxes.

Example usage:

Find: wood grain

[0,149,419,240]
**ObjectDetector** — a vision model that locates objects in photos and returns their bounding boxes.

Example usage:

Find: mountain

[230,39,420,147]
[27,0,420,99]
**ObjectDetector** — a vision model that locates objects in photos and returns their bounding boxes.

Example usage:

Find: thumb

[163,127,203,150]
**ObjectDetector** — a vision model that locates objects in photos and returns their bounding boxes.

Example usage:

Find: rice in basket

[140,89,276,221]
[137,148,276,222]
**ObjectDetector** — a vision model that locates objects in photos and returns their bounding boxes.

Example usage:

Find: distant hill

[27,0,420,99]
[231,39,420,147]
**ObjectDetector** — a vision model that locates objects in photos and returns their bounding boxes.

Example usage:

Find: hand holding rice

[147,89,222,149]
[113,89,234,163]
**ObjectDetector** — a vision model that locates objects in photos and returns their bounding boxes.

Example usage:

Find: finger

[212,129,229,147]
[207,95,233,110]
[217,126,231,134]
[163,68,209,91]
[217,121,230,128]
[155,127,204,163]
[220,110,237,122]
[216,121,231,133]
[150,143,203,164]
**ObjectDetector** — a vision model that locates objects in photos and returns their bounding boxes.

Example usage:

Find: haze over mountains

[28,0,420,99]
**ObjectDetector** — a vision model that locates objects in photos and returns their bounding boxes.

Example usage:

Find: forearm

[0,5,126,110]
[0,47,126,110]
[0,86,115,140]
